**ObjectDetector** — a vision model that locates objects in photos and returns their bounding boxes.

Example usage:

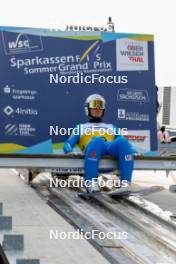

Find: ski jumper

[63,122,135,183]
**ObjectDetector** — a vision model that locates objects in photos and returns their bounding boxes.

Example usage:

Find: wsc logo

[1,31,43,55]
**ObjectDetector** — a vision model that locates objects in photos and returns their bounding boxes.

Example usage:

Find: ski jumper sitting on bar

[63,94,135,193]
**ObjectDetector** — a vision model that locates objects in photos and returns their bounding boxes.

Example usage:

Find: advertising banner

[0,27,157,154]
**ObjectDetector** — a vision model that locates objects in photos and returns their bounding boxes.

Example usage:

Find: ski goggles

[89,99,105,109]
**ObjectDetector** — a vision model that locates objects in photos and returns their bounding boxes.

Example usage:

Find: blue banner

[0,27,157,154]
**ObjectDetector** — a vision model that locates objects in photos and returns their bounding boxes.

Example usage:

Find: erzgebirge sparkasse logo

[1,31,43,55]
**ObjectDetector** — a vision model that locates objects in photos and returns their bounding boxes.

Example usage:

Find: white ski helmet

[84,94,106,117]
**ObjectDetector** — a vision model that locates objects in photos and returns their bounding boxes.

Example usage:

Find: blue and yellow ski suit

[63,121,135,183]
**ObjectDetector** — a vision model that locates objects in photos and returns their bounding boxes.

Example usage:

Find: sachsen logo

[1,31,43,55]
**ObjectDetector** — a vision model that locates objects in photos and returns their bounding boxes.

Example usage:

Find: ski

[78,185,164,200]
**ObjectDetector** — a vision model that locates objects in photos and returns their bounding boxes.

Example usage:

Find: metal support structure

[0,154,176,171]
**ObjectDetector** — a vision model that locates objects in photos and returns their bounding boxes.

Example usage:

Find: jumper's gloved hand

[63,142,73,154]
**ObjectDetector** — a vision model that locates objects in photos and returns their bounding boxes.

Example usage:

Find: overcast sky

[0,0,175,86]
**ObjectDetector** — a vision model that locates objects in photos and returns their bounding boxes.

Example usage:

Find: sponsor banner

[46,168,84,175]
[125,130,150,153]
[117,89,149,103]
[4,123,36,137]
[1,31,43,55]
[116,38,148,71]
[117,109,150,122]
[0,27,157,154]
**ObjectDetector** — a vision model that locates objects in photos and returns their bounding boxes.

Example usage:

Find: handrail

[0,153,176,161]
